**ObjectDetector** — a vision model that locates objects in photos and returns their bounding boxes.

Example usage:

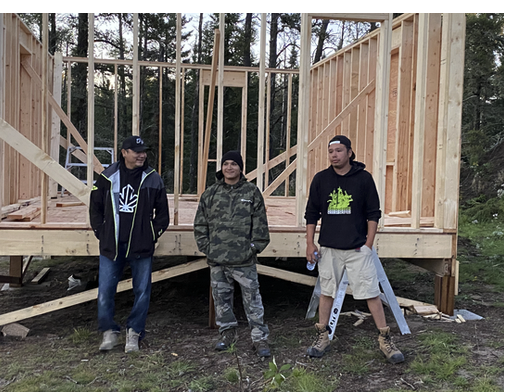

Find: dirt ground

[0,253,503,391]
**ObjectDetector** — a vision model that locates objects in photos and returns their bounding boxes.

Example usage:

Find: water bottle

[307,251,319,271]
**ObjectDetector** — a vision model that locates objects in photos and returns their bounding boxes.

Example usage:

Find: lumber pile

[6,206,41,221]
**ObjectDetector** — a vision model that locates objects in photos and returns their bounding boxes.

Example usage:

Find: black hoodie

[304,161,381,250]
[89,154,170,261]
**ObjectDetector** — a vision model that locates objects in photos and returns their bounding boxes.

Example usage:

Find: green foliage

[340,336,378,376]
[280,367,337,392]
[69,326,93,345]
[409,330,469,383]
[188,376,215,392]
[457,197,504,293]
[263,356,292,390]
[224,367,240,383]
[461,13,504,202]
[460,194,504,224]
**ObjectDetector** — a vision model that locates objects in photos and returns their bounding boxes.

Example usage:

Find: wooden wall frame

[0,13,466,317]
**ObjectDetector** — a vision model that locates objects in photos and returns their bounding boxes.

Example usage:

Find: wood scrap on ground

[391,297,463,322]
[56,201,85,207]
[30,267,51,284]
[7,206,41,221]
[340,309,371,326]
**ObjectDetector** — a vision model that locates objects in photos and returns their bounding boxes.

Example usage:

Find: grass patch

[69,327,94,345]
[188,375,215,392]
[166,359,196,377]
[272,332,304,348]
[280,367,338,392]
[409,330,470,384]
[223,367,240,383]
[340,335,378,375]
[468,376,504,392]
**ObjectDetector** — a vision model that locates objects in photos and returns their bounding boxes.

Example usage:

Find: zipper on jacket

[102,173,120,261]
[126,168,155,258]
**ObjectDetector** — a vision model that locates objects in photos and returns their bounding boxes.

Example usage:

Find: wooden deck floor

[0,193,436,230]
[0,193,452,263]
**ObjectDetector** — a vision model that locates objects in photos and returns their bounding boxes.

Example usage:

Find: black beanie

[221,150,244,172]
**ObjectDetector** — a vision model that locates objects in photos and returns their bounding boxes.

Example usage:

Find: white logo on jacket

[119,184,138,213]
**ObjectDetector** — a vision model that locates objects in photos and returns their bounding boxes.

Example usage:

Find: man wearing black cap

[193,151,271,357]
[89,135,169,353]
[304,135,404,364]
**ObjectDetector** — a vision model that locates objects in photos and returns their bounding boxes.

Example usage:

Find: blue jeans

[97,243,152,337]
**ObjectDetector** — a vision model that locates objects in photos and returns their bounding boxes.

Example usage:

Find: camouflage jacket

[193,174,270,267]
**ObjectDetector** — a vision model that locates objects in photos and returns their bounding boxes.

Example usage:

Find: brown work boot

[306,323,330,358]
[378,326,404,363]
[215,328,238,351]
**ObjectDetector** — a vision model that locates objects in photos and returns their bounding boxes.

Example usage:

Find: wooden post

[256,14,267,192]
[264,71,271,190]
[180,67,185,192]
[0,14,5,214]
[132,13,139,136]
[197,70,204,195]
[87,13,95,209]
[434,273,455,315]
[217,14,225,169]
[40,13,49,224]
[295,13,311,226]
[158,65,163,173]
[393,19,414,213]
[435,14,466,230]
[49,52,62,198]
[174,13,182,225]
[411,13,429,229]
[199,29,220,195]
[285,73,293,196]
[114,63,118,161]
[66,60,72,152]
[9,256,23,287]
[372,14,392,229]
[241,71,248,172]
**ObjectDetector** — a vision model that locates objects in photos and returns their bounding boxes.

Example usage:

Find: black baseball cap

[328,135,356,161]
[121,136,147,152]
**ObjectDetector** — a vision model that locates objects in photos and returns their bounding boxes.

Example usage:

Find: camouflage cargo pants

[210,264,269,342]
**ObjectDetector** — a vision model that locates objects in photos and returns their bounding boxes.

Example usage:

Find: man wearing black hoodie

[89,136,169,353]
[304,135,404,364]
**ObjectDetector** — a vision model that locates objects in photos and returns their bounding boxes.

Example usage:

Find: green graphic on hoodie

[327,187,353,214]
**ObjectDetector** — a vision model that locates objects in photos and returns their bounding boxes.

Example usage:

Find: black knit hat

[121,136,147,152]
[329,135,356,161]
[221,150,244,172]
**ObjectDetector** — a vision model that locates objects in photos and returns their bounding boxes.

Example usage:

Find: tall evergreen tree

[461,13,504,202]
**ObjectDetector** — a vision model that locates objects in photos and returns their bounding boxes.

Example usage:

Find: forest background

[17,12,504,227]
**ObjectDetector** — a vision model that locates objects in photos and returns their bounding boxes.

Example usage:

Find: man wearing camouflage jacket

[193,151,271,357]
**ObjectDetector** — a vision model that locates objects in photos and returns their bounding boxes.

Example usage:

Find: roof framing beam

[309,13,390,22]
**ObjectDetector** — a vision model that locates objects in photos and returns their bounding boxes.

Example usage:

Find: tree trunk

[243,13,252,67]
[49,13,57,55]
[72,13,88,136]
[314,19,329,64]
